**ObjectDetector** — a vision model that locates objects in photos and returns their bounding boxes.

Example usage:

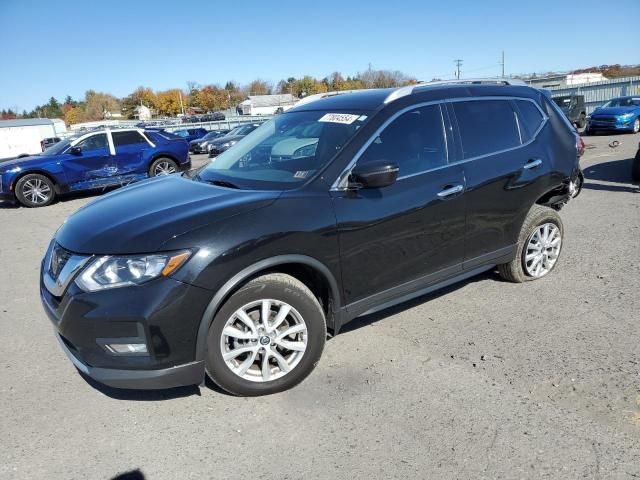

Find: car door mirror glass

[350,160,399,189]
[69,146,82,155]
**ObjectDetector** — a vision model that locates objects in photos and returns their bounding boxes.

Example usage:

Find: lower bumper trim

[56,333,205,390]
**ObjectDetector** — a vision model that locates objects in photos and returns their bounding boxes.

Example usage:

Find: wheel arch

[194,255,341,362]
[11,169,60,193]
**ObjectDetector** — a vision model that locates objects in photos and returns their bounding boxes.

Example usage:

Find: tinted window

[77,133,108,151]
[452,100,520,158]
[359,104,447,177]
[112,130,147,147]
[515,100,544,141]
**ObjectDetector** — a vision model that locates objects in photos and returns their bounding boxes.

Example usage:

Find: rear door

[112,130,152,178]
[448,98,551,267]
[332,103,467,311]
[61,133,117,190]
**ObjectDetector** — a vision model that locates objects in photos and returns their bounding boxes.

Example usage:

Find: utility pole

[500,51,505,78]
[454,59,463,79]
[178,90,185,116]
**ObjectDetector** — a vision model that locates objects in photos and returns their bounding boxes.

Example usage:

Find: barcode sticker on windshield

[318,113,360,124]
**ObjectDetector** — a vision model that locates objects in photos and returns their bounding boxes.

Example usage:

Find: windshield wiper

[204,179,241,189]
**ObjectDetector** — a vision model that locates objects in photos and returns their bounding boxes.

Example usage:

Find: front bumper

[40,248,212,390]
[588,119,635,131]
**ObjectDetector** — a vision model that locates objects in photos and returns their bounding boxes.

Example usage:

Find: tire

[632,118,640,134]
[632,149,640,182]
[15,173,56,208]
[205,273,326,396]
[498,205,564,283]
[149,157,178,177]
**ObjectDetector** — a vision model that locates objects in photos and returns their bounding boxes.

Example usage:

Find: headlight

[619,113,634,120]
[75,250,191,292]
[220,140,238,150]
[200,141,209,147]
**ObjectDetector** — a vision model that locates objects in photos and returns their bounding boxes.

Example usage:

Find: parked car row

[552,94,640,135]
[182,112,226,123]
[188,130,230,154]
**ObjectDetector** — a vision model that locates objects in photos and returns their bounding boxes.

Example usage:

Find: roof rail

[384,78,527,104]
[293,90,359,108]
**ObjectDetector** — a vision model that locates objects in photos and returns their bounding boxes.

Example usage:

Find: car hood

[55,175,279,254]
[0,154,45,170]
[591,106,639,117]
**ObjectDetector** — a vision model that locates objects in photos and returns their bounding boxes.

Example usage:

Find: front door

[332,103,467,313]
[61,133,116,191]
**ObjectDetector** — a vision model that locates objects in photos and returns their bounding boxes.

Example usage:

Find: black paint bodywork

[41,85,580,389]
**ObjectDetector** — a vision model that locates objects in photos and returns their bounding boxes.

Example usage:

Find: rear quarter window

[514,100,545,142]
[452,100,520,159]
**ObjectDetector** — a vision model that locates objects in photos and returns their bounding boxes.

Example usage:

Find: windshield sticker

[318,113,360,124]
[294,170,312,179]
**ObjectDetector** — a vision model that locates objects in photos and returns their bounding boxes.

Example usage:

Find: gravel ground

[1,135,639,480]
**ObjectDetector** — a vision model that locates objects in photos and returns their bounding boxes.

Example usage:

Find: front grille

[49,243,73,280]
[592,117,617,124]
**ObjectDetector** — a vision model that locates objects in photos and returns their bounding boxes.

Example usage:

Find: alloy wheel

[220,299,308,382]
[524,223,562,278]
[154,161,176,176]
[21,178,51,205]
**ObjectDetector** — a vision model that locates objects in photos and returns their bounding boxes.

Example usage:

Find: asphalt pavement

[1,134,639,479]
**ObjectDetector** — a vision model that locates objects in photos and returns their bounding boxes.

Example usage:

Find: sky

[0,0,638,112]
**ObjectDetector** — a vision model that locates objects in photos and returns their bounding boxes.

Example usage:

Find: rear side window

[112,131,147,147]
[515,100,545,141]
[358,104,447,177]
[452,100,520,159]
[77,133,108,151]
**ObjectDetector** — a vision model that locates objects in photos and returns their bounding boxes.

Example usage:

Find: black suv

[40,80,583,396]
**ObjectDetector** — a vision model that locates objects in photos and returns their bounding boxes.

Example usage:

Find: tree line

[1,68,416,125]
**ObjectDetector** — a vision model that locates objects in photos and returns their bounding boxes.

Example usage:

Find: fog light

[105,343,148,354]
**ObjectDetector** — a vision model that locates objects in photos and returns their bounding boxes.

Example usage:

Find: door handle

[523,158,543,170]
[437,184,464,198]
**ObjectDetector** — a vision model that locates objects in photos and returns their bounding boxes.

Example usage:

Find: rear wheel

[15,173,56,208]
[205,273,326,396]
[149,157,178,177]
[498,205,564,283]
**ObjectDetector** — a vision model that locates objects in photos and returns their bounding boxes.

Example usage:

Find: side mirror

[349,160,399,189]
[69,146,82,155]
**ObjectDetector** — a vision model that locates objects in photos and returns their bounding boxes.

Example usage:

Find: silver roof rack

[384,78,527,104]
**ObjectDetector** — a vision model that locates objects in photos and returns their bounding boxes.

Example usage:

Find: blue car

[173,128,208,142]
[586,96,640,135]
[0,128,190,207]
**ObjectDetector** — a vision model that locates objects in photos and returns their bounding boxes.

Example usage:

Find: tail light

[575,133,585,157]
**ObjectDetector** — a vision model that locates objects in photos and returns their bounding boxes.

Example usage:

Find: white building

[239,94,297,115]
[134,105,152,120]
[566,73,607,85]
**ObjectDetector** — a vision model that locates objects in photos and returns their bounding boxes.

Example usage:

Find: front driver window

[358,104,447,177]
[77,133,108,152]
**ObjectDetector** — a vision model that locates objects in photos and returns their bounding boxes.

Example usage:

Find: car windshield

[41,138,73,155]
[231,124,258,136]
[203,132,220,140]
[197,110,369,190]
[602,97,640,108]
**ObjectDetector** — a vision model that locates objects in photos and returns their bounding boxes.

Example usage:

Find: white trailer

[0,118,67,159]
[239,94,297,115]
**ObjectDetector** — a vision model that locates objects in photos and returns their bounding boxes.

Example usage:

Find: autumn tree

[155,89,183,116]
[246,79,271,95]
[64,107,84,126]
[83,90,121,120]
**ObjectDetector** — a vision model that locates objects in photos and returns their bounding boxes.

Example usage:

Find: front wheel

[498,205,564,283]
[15,173,56,207]
[149,158,178,177]
[205,273,326,396]
[632,118,640,134]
